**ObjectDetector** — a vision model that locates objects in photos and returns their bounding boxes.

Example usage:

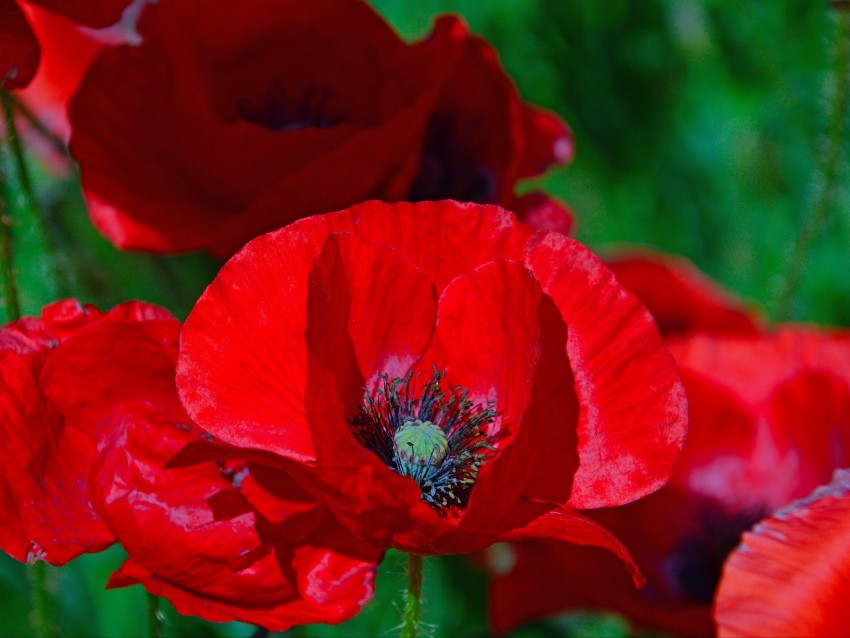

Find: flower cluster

[1,1,847,637]
[487,253,850,637]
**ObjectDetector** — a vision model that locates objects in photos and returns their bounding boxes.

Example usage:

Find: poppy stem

[401,553,424,638]
[0,91,21,322]
[0,87,61,306]
[147,592,164,638]
[773,11,850,319]
[28,561,56,637]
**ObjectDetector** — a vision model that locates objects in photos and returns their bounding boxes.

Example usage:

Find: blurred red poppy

[606,250,760,337]
[0,0,131,90]
[715,468,850,638]
[487,328,850,637]
[0,299,380,629]
[68,0,572,256]
[93,412,381,630]
[177,200,686,570]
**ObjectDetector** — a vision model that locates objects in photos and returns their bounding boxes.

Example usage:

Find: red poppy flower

[67,0,572,256]
[0,0,132,89]
[715,469,850,638]
[487,328,850,636]
[0,298,381,629]
[606,250,760,338]
[177,200,686,573]
[0,298,171,564]
[92,409,381,630]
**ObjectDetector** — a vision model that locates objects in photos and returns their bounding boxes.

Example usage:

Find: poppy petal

[424,259,543,528]
[345,200,533,292]
[0,340,113,564]
[301,231,444,550]
[715,469,850,638]
[41,315,182,427]
[177,214,354,462]
[526,233,688,508]
[95,407,378,630]
[499,503,643,587]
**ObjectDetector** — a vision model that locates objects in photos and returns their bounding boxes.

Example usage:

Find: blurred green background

[1,0,848,636]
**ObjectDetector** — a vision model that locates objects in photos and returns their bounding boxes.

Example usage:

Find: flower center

[235,82,343,132]
[349,369,495,513]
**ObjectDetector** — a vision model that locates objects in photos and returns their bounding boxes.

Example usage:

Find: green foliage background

[1,0,847,636]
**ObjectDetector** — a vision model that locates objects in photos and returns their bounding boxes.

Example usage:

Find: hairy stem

[401,553,424,638]
[773,11,850,319]
[148,593,164,638]
[28,562,55,637]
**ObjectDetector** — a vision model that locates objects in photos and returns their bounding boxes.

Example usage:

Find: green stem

[773,11,850,319]
[1,90,35,198]
[147,592,164,638]
[0,94,20,322]
[401,553,424,638]
[28,561,55,637]
[0,88,60,301]
[0,180,19,322]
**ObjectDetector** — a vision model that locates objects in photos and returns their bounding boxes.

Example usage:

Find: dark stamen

[349,368,495,513]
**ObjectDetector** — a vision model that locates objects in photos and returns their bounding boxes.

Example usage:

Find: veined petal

[526,232,688,508]
[715,469,850,638]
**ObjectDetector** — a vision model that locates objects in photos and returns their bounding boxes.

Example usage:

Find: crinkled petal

[525,233,688,508]
[715,469,850,638]
[0,299,180,565]
[95,407,378,630]
[41,313,182,428]
[0,343,112,564]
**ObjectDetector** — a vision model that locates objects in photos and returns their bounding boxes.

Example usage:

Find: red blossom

[606,250,761,337]
[67,0,573,256]
[715,469,850,638]
[177,200,686,569]
[487,327,850,636]
[0,299,380,629]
